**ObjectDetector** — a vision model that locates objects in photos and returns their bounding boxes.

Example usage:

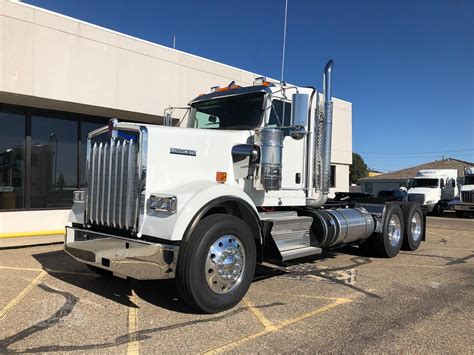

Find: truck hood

[144,125,252,190]
[460,185,474,192]
[407,187,440,203]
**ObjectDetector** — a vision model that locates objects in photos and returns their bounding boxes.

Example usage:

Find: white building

[0,0,352,237]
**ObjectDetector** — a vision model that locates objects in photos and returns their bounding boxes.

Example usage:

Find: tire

[371,203,404,258]
[86,264,113,277]
[401,203,423,251]
[431,202,442,216]
[455,210,465,218]
[176,214,257,313]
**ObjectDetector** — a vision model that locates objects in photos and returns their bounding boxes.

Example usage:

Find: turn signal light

[216,172,227,183]
[214,85,241,93]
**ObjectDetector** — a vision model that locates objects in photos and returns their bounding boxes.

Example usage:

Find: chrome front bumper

[454,204,474,211]
[64,227,178,280]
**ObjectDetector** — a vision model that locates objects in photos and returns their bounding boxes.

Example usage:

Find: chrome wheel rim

[206,235,245,294]
[388,214,402,247]
[411,212,422,242]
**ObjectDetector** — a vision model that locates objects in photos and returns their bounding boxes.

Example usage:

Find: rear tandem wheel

[361,203,405,258]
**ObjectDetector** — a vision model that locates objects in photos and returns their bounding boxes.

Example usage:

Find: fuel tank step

[259,211,322,262]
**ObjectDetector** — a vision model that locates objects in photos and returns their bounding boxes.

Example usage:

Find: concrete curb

[0,235,64,249]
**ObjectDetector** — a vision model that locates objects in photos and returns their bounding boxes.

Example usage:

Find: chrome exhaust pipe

[307,59,334,207]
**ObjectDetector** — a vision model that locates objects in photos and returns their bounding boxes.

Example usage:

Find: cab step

[259,211,322,262]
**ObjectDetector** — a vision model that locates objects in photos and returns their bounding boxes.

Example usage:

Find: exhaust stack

[307,59,334,207]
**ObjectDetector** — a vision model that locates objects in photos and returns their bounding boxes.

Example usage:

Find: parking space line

[204,297,351,354]
[0,270,47,321]
[127,290,139,355]
[242,297,276,330]
[249,289,349,301]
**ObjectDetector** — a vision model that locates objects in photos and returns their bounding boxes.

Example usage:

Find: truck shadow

[32,250,288,314]
[32,246,379,314]
[32,250,196,313]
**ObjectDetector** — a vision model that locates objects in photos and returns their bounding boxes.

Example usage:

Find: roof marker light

[253,77,266,85]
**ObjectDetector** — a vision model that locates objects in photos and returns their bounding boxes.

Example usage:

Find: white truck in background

[64,61,426,313]
[407,169,458,215]
[454,167,474,217]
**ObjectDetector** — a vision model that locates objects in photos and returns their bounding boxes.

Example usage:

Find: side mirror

[291,93,309,127]
[452,180,456,188]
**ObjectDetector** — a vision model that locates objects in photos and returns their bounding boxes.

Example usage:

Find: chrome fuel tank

[307,207,375,248]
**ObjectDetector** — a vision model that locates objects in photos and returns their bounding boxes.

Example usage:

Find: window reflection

[0,107,25,210]
[31,115,78,208]
[0,104,109,211]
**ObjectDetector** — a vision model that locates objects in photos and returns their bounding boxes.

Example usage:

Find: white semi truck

[454,167,474,217]
[65,61,426,313]
[407,169,458,215]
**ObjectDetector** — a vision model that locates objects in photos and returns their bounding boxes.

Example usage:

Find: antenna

[173,35,176,49]
[280,0,288,84]
[280,0,288,124]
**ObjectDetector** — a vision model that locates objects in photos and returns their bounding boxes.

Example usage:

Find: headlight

[73,190,85,203]
[149,194,177,213]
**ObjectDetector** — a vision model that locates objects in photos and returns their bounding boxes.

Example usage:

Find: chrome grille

[461,191,474,204]
[87,135,139,231]
[407,193,425,204]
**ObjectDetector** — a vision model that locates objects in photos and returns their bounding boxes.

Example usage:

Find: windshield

[188,92,264,130]
[464,176,474,185]
[413,178,439,188]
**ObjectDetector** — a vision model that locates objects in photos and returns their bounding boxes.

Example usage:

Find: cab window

[189,92,264,130]
[268,100,291,127]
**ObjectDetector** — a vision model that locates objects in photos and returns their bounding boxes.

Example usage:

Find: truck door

[268,99,305,190]
[442,178,455,201]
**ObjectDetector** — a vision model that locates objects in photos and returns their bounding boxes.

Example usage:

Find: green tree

[350,153,368,184]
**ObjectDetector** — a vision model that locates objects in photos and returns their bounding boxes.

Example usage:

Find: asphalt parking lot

[1,213,473,353]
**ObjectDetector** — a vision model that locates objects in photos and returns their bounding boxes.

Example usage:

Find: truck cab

[64,61,426,313]
[407,169,458,214]
[454,167,474,217]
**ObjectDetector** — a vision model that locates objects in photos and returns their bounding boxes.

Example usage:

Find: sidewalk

[0,234,63,249]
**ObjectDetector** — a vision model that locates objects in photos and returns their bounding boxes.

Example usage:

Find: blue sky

[23,0,474,172]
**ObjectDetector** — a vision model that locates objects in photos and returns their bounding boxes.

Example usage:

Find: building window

[30,112,78,208]
[330,165,336,188]
[0,103,108,211]
[269,100,291,126]
[0,106,25,210]
[365,183,373,194]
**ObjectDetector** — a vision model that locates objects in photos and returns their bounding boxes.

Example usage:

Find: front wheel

[176,214,257,313]
[431,202,442,216]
